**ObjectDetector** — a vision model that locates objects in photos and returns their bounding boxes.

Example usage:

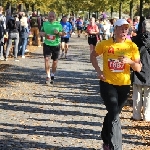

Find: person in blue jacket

[60,16,72,59]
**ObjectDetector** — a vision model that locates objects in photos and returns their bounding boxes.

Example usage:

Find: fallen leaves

[123,99,150,148]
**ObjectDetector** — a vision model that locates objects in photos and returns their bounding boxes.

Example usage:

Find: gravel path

[0,35,148,150]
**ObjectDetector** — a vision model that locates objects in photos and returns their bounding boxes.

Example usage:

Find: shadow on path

[0,123,101,140]
[0,135,96,150]
[0,99,102,118]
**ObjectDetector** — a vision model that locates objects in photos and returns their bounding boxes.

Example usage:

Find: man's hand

[89,31,98,35]
[54,29,59,34]
[118,56,133,65]
[97,71,106,80]
[89,31,93,34]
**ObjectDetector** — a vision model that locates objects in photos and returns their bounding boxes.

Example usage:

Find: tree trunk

[31,4,35,12]
[139,0,143,16]
[119,1,122,19]
[71,11,74,16]
[9,4,11,14]
[111,6,113,19]
[18,4,23,12]
[6,2,10,10]
[96,11,98,19]
[149,3,150,18]
[89,10,90,19]
[25,3,29,12]
[130,0,133,20]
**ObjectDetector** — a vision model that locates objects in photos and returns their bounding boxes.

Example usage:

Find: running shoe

[50,76,54,85]
[45,77,50,85]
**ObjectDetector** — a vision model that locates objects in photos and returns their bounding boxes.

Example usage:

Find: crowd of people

[0,6,150,150]
[0,6,44,61]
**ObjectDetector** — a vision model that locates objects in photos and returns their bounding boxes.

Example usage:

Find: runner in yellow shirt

[90,19,142,150]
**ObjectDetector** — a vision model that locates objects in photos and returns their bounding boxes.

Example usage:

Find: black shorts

[77,26,82,31]
[61,37,69,43]
[43,43,60,61]
[88,35,97,46]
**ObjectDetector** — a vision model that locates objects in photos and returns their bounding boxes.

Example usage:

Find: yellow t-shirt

[95,38,140,85]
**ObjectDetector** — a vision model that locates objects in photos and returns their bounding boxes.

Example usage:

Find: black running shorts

[43,43,60,61]
[77,26,82,31]
[61,37,69,43]
[88,35,97,46]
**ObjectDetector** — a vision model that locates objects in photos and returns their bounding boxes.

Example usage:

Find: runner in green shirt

[40,11,64,85]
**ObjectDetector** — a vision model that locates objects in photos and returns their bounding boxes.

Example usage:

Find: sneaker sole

[50,80,54,86]
[45,80,50,85]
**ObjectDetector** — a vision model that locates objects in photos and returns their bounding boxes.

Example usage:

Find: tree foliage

[2,0,150,17]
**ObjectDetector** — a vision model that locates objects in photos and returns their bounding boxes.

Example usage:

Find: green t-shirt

[41,21,62,46]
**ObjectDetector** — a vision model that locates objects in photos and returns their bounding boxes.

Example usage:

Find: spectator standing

[19,12,29,58]
[137,16,145,35]
[0,6,6,60]
[98,18,104,41]
[126,18,134,40]
[83,18,89,38]
[6,9,11,24]
[134,16,140,32]
[109,18,115,38]
[29,11,41,47]
[5,15,20,61]
[101,20,111,40]
[132,19,150,122]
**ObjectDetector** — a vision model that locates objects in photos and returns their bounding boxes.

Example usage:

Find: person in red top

[86,17,99,55]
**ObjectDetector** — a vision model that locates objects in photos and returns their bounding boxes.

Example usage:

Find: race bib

[46,34,56,41]
[108,59,125,72]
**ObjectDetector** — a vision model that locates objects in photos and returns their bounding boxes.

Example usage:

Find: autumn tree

[1,0,150,18]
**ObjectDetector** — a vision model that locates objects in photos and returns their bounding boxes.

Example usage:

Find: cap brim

[114,19,129,27]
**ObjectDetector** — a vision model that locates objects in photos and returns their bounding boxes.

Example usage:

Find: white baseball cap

[114,19,129,27]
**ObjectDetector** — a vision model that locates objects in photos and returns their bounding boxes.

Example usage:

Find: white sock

[47,73,50,78]
[51,73,54,77]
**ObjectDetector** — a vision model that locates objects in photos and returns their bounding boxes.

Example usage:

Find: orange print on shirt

[108,46,114,54]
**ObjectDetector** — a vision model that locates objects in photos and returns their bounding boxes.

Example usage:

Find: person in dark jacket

[132,19,150,121]
[137,16,145,35]
[0,6,6,60]
[29,12,41,47]
[5,15,20,61]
